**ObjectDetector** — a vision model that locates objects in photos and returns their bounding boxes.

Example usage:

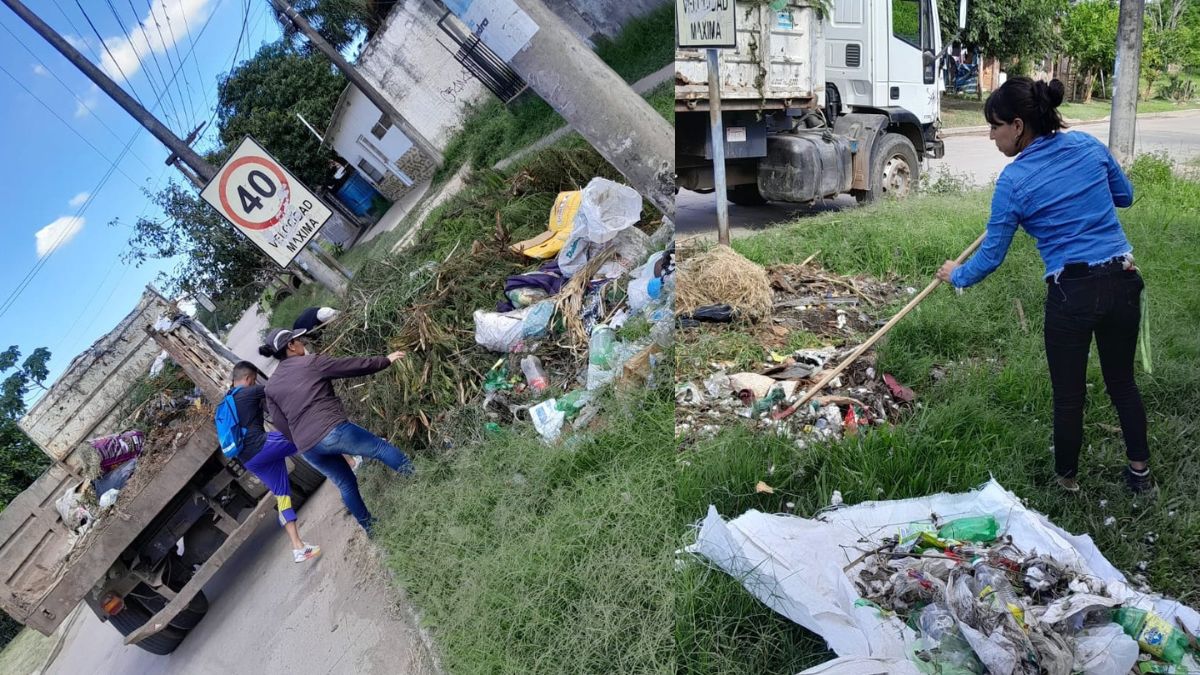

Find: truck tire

[289,455,326,505]
[856,133,920,203]
[726,183,768,206]
[129,583,210,631]
[107,598,188,655]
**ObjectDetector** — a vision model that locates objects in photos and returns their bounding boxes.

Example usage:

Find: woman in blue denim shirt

[935,78,1150,493]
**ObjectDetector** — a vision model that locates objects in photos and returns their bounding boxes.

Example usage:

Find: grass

[0,628,54,674]
[940,93,1200,128]
[676,156,1200,673]
[360,379,675,673]
[434,2,674,183]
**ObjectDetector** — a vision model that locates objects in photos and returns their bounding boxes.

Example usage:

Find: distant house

[324,85,434,203]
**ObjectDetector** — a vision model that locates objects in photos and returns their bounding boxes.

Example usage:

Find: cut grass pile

[676,155,1200,673]
[434,2,673,182]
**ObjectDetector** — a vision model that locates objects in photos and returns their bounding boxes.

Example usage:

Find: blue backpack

[215,386,247,459]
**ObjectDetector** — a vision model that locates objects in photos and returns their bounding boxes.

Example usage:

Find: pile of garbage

[676,250,917,447]
[687,480,1200,675]
[471,177,674,444]
[856,515,1197,674]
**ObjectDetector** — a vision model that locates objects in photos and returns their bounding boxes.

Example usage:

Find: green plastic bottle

[1113,607,1190,664]
[937,516,999,544]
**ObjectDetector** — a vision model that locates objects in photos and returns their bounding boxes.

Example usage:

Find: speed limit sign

[201,137,333,267]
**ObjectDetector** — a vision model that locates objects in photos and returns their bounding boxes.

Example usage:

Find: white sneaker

[352,456,364,473]
[293,543,321,563]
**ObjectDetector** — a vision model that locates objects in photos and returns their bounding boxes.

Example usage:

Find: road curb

[940,108,1200,137]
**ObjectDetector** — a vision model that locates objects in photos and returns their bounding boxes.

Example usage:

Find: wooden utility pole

[2,0,350,296]
[1109,0,1145,165]
[269,0,444,165]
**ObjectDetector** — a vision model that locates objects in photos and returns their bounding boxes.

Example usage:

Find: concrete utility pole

[270,0,444,165]
[3,0,350,297]
[1109,0,1145,165]
[444,0,675,221]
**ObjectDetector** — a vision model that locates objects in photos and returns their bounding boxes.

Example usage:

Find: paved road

[46,483,439,675]
[677,110,1200,239]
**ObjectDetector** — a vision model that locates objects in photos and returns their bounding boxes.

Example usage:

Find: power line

[198,0,251,148]
[144,0,193,128]
[73,0,151,113]
[0,125,142,320]
[0,60,147,189]
[0,16,159,173]
[156,0,202,128]
[105,0,185,131]
[122,0,189,130]
[175,0,211,118]
[47,0,105,65]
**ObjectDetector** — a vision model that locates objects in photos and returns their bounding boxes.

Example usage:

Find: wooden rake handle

[771,231,988,421]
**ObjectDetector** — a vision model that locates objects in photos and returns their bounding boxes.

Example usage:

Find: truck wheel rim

[882,156,912,196]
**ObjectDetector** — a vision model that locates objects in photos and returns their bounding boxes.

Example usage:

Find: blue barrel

[335,172,384,216]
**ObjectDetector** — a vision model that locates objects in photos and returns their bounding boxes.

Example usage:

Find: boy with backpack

[216,361,321,563]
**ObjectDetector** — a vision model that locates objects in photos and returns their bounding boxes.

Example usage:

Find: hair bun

[258,344,276,358]
[1046,79,1065,108]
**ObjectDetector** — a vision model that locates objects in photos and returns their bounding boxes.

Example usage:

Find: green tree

[937,0,1066,97]
[1143,0,1200,97]
[0,345,51,506]
[276,0,374,54]
[214,40,347,188]
[1061,0,1119,103]
[116,181,286,306]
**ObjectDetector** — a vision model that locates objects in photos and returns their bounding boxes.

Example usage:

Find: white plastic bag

[521,301,555,339]
[597,227,650,279]
[530,398,565,442]
[54,484,92,532]
[627,251,665,312]
[1072,623,1139,675]
[557,178,643,277]
[473,307,530,352]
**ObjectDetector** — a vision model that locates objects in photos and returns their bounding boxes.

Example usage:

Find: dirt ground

[43,482,440,675]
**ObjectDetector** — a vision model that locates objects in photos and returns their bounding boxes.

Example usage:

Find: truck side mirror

[923,50,936,67]
[958,0,968,31]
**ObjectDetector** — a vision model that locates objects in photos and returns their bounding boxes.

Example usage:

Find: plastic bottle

[1113,607,1190,664]
[520,355,548,392]
[938,515,999,544]
[589,326,616,368]
[973,561,1024,625]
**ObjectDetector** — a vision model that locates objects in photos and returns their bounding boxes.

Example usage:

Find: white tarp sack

[557,178,642,277]
[686,479,1200,672]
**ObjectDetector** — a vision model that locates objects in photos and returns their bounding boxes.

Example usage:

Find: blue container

[336,172,384,216]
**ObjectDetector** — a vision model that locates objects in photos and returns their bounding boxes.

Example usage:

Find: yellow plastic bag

[510,190,582,259]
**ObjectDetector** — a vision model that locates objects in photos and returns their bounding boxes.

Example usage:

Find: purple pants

[243,431,299,523]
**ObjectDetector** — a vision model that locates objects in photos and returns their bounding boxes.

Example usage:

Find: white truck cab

[676,0,959,205]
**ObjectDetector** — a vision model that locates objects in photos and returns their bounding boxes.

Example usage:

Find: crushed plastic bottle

[588,325,616,368]
[972,561,1025,625]
[520,355,548,392]
[1113,607,1190,664]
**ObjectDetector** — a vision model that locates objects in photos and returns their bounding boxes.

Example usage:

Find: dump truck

[676,0,964,204]
[0,288,325,654]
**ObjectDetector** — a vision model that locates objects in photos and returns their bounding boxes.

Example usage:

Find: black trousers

[1044,263,1149,478]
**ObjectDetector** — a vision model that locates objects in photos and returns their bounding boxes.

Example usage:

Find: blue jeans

[301,422,413,531]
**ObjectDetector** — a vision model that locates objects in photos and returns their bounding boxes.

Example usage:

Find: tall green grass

[677,156,1200,673]
[361,377,675,673]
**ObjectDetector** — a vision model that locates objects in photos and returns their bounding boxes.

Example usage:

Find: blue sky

[0,0,283,397]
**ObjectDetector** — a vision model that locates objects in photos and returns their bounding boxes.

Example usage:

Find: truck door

[887,0,938,124]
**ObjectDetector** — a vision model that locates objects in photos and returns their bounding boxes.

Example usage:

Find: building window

[357,158,385,184]
[370,114,390,140]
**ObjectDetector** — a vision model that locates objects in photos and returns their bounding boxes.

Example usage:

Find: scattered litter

[830,490,843,507]
[557,178,642,277]
[883,373,915,402]
[755,481,775,495]
[510,189,580,259]
[530,398,565,443]
[98,489,120,509]
[1104,516,1117,527]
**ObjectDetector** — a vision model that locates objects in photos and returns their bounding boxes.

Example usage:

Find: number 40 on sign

[200,137,333,267]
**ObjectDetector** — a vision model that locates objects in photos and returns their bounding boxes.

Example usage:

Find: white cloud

[32,64,49,77]
[35,216,86,257]
[64,34,88,52]
[97,0,212,84]
[68,192,90,208]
